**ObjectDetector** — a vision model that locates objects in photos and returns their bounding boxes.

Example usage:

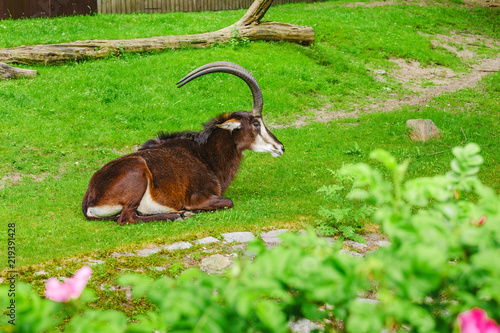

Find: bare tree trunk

[0,62,37,79]
[0,0,314,66]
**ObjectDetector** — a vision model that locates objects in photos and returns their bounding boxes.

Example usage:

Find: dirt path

[272,31,500,129]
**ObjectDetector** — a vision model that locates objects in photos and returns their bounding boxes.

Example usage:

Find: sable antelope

[82,62,284,225]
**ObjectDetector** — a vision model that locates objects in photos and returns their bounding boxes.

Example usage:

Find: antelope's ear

[216,119,242,131]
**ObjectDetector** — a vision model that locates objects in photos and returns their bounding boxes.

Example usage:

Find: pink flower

[477,216,486,226]
[458,308,500,333]
[45,266,92,302]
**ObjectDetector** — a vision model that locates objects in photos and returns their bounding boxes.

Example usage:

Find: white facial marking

[250,118,284,157]
[87,205,122,218]
[137,183,175,215]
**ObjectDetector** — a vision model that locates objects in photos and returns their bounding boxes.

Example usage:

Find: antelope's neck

[201,132,243,193]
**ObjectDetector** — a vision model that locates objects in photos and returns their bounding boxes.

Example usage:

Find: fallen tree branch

[0,62,37,79]
[0,0,314,66]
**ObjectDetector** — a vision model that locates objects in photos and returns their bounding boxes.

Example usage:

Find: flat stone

[343,240,368,250]
[88,259,105,266]
[364,233,382,241]
[375,240,392,247]
[265,243,278,250]
[137,247,162,257]
[356,298,381,305]
[199,254,232,274]
[153,266,166,271]
[324,237,337,246]
[243,251,257,259]
[288,318,323,333]
[339,250,363,258]
[221,232,255,243]
[261,229,289,244]
[406,119,441,142]
[164,241,192,251]
[112,252,136,258]
[231,244,247,252]
[34,270,49,276]
[195,237,220,245]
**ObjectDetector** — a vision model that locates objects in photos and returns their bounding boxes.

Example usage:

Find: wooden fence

[1,0,96,19]
[97,0,324,14]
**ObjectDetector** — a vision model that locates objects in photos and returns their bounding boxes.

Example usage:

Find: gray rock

[202,248,219,254]
[195,237,220,245]
[288,318,323,333]
[112,252,136,258]
[265,243,278,250]
[221,232,255,243]
[153,266,166,271]
[164,241,192,251]
[375,240,392,247]
[356,298,381,305]
[339,250,363,258]
[406,119,441,142]
[324,237,337,246]
[261,229,288,244]
[243,251,257,259]
[231,244,247,252]
[137,247,162,257]
[88,259,105,266]
[34,270,49,276]
[199,254,232,274]
[364,233,382,241]
[343,240,368,250]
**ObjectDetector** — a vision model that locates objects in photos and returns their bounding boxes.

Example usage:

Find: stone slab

[164,241,192,251]
[195,237,220,245]
[200,254,232,274]
[221,232,255,243]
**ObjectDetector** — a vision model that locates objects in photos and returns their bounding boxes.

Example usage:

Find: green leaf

[370,149,397,170]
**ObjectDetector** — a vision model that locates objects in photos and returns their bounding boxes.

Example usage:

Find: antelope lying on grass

[82,62,284,225]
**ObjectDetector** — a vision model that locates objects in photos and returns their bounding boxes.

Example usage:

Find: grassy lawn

[1,0,499,313]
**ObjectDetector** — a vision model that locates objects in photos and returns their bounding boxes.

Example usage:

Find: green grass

[1,0,500,272]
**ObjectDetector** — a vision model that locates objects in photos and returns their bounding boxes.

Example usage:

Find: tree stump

[0,0,314,66]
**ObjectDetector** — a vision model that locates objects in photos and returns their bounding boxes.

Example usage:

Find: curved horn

[176,61,263,116]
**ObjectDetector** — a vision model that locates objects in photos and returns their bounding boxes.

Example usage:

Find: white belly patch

[87,205,122,218]
[137,184,175,215]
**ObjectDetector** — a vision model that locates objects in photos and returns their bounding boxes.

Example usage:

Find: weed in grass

[316,169,375,242]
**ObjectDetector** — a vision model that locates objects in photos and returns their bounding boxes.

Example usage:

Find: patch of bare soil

[273,31,500,129]
[0,167,66,190]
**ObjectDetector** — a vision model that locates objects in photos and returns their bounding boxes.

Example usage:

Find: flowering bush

[45,266,92,302]
[458,308,500,333]
[1,143,498,332]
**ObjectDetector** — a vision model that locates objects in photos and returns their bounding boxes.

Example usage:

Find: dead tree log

[0,62,37,79]
[0,0,314,65]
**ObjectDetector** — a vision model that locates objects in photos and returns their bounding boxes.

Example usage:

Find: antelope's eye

[253,121,261,129]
